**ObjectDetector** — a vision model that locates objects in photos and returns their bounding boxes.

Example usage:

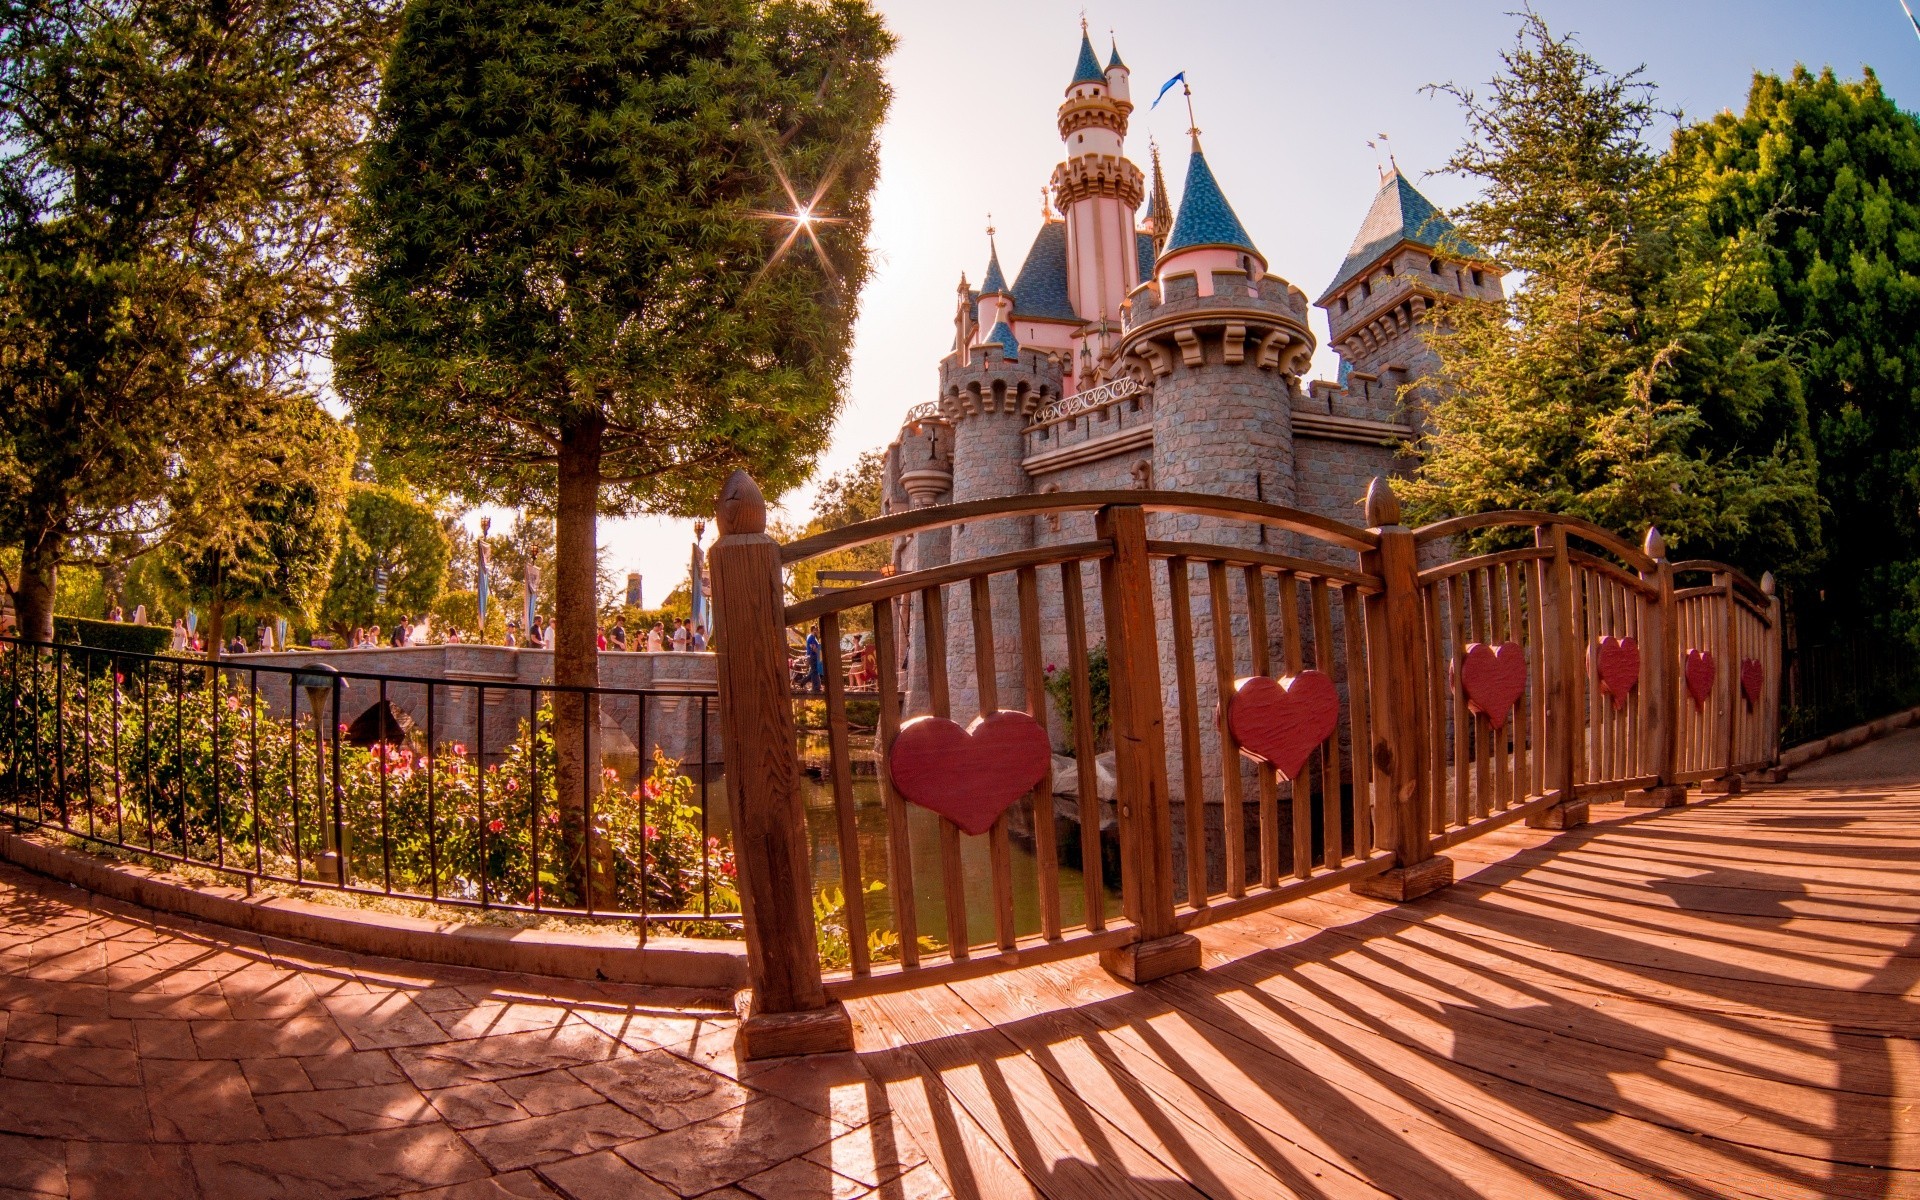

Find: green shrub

[52,615,172,656]
[1042,641,1111,746]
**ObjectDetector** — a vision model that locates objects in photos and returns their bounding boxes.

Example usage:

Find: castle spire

[1144,138,1173,258]
[979,220,1008,295]
[1161,139,1262,265]
[1070,25,1104,86]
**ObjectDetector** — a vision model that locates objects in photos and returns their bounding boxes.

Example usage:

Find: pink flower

[487,818,505,835]
[504,778,519,793]
[642,778,661,800]
[1046,663,1056,674]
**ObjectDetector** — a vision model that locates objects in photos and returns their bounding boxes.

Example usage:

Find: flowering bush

[0,653,735,922]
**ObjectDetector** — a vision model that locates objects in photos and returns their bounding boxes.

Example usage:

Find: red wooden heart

[1740,657,1764,709]
[1227,671,1340,781]
[1457,641,1526,731]
[888,710,1052,836]
[1592,635,1640,709]
[1684,649,1716,708]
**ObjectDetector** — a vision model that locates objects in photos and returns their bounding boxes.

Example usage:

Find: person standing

[671,619,689,652]
[170,619,188,652]
[646,622,664,653]
[691,623,708,651]
[610,621,627,651]
[805,628,824,692]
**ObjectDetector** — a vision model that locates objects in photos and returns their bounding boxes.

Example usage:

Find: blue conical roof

[1162,145,1261,260]
[1071,32,1105,85]
[982,320,1020,360]
[979,242,1009,295]
[1107,40,1126,71]
[1316,170,1482,304]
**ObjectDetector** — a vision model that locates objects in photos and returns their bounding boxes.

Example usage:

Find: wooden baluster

[1711,571,1739,790]
[1486,566,1510,814]
[707,472,851,1059]
[1096,504,1198,982]
[970,575,1017,952]
[818,612,868,977]
[1630,528,1686,806]
[1017,566,1062,940]
[870,600,918,968]
[1504,560,1531,805]
[921,583,968,960]
[1447,572,1470,830]
[1467,568,1491,821]
[1353,480,1451,902]
[1763,572,1782,768]
[1527,522,1589,830]
[1275,573,1309,880]
[1311,578,1343,870]
[1341,585,1375,855]
[1165,557,1209,911]
[1251,567,1286,885]
[1423,581,1447,837]
[1061,561,1104,931]
[1208,561,1247,898]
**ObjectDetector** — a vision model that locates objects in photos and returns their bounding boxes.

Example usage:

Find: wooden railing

[708,472,1782,1058]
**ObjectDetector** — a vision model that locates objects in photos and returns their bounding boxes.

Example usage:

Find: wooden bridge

[837,731,1920,1198]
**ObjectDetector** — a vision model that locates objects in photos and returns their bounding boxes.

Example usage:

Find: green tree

[1403,14,1820,574]
[338,0,892,897]
[0,0,396,641]
[780,447,889,607]
[321,484,453,637]
[1679,67,1920,644]
[161,404,357,658]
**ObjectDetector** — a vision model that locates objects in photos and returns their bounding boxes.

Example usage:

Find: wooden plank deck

[846,727,1920,1199]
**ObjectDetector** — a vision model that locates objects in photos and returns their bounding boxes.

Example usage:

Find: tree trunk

[206,590,226,663]
[553,414,609,906]
[13,538,59,643]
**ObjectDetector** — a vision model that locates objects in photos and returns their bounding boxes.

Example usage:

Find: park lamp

[293,662,348,884]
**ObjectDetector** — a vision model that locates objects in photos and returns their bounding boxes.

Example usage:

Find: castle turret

[1316,169,1501,421]
[1119,137,1316,815]
[1052,27,1144,374]
[1142,141,1173,261]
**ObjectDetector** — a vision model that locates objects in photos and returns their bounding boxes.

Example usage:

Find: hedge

[52,615,173,656]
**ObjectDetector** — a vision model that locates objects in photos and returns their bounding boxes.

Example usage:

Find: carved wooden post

[1352,480,1452,902]
[1095,503,1200,983]
[1631,527,1687,806]
[1527,522,1591,829]
[708,471,851,1059]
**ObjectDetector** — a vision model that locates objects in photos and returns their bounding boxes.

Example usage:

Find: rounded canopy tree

[337,0,892,901]
[321,483,451,637]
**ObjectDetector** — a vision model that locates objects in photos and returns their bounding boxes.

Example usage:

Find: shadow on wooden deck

[848,728,1920,1199]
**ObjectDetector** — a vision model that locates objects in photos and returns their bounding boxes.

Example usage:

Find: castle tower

[1051,29,1145,378]
[930,240,1065,719]
[1142,141,1173,262]
[1118,136,1317,836]
[1315,168,1501,423]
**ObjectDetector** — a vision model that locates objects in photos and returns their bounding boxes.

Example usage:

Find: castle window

[1360,281,1371,300]
[1338,296,1349,314]
[1130,396,1142,412]
[1472,269,1484,287]
[1430,258,1442,274]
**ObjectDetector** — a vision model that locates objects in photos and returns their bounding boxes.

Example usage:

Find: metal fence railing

[0,637,735,936]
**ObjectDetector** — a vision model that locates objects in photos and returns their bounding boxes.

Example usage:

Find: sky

[585,0,1920,605]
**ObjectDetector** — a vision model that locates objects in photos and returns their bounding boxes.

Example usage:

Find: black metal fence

[0,637,736,934]
[1782,629,1920,746]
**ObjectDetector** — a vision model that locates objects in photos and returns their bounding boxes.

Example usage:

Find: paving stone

[107,989,230,1021]
[145,1058,269,1144]
[533,1150,677,1200]
[2,1040,142,1087]
[239,1056,312,1094]
[322,989,450,1050]
[4,1012,57,1043]
[426,1083,531,1130]
[739,1157,872,1200]
[51,1017,132,1049]
[613,1095,837,1196]
[190,1124,492,1200]
[256,1081,437,1137]
[397,1170,563,1199]
[129,1019,199,1060]
[190,1014,347,1059]
[742,1052,890,1130]
[431,1000,572,1041]
[394,1025,629,1090]
[496,1069,604,1117]
[873,1163,953,1200]
[571,1050,751,1131]
[457,1105,657,1172]
[0,1080,150,1141]
[0,1131,66,1197]
[66,1140,195,1200]
[299,1049,407,1090]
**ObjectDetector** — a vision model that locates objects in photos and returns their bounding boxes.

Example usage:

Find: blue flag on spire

[1152,72,1186,109]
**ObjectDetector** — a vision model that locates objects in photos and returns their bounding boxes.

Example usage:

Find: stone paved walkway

[0,862,947,1200]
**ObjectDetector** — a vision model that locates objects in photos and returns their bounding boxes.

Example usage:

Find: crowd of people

[86,602,714,656]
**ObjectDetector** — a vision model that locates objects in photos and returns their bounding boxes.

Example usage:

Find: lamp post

[477,516,492,633]
[293,663,347,884]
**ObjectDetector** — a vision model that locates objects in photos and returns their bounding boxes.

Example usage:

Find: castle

[880,27,1503,726]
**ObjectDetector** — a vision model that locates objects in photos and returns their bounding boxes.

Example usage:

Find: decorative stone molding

[1020,423,1153,474]
[1050,154,1145,209]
